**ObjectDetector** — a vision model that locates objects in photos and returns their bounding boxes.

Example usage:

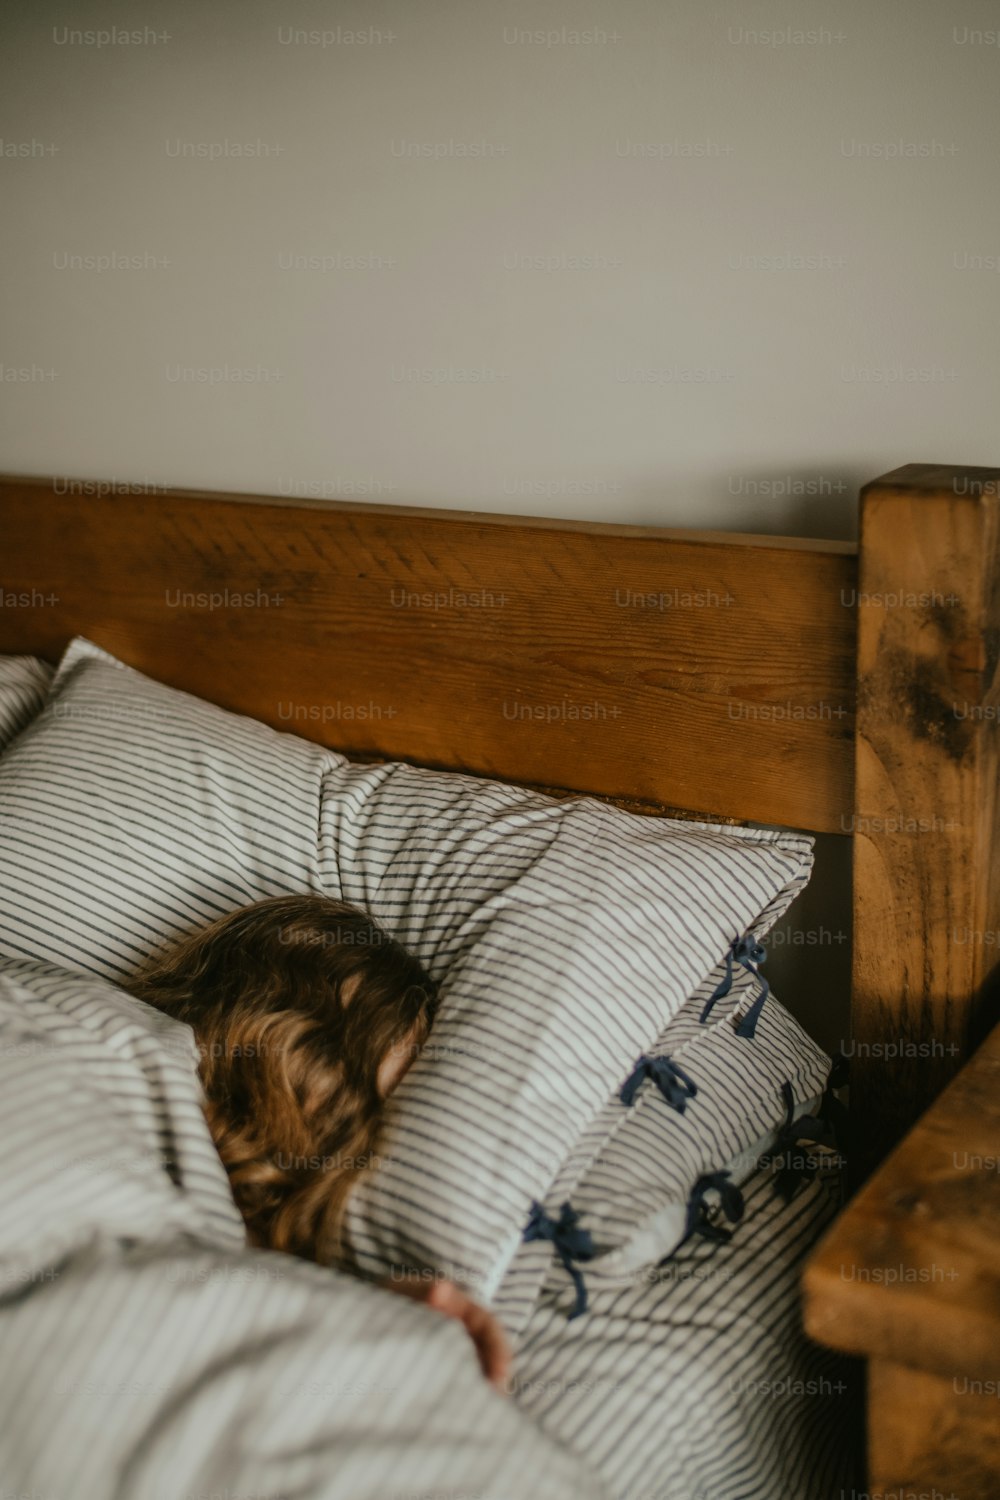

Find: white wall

[2,0,998,539]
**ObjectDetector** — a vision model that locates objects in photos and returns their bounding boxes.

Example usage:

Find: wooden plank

[0,474,857,832]
[851,462,1000,1172]
[868,1360,1000,1500]
[802,1016,1000,1380]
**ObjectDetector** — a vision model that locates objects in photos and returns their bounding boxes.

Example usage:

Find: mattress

[512,1165,855,1500]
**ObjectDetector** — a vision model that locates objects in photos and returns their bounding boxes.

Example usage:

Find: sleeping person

[125,893,511,1391]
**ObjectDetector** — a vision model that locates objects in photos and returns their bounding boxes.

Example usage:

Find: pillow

[318,757,814,1301]
[0,637,344,977]
[0,654,52,755]
[546,983,833,1310]
[492,912,833,1331]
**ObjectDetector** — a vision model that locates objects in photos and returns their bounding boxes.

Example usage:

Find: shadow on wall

[757,831,852,1059]
[722,466,863,540]
[629,466,864,539]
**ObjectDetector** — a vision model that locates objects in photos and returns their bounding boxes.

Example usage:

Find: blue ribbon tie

[700,934,770,1038]
[683,1171,745,1245]
[773,1079,843,1202]
[524,1201,596,1320]
[619,1054,699,1113]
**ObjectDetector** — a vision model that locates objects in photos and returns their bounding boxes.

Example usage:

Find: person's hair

[124,894,437,1265]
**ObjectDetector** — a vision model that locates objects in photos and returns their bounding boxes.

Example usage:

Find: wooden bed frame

[2,462,999,1493]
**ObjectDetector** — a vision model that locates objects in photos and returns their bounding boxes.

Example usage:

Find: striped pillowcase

[535,981,830,1322]
[0,637,344,978]
[497,960,833,1326]
[0,654,52,755]
[493,895,832,1330]
[322,758,814,1300]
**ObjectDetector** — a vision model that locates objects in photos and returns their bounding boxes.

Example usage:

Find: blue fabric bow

[772,1078,844,1202]
[619,1054,699,1113]
[682,1171,745,1245]
[524,1201,596,1320]
[700,933,770,1037]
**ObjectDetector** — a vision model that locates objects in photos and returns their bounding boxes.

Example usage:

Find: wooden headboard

[2,461,1000,1173]
[0,474,855,831]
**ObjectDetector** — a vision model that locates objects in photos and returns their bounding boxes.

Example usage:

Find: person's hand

[381,1272,512,1393]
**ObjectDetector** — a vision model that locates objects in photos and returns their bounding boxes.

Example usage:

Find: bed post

[851,462,1000,1178]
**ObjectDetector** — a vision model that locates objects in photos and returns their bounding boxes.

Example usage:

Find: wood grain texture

[0,474,857,831]
[851,462,1000,1174]
[803,1015,1000,1379]
[868,1360,1000,1500]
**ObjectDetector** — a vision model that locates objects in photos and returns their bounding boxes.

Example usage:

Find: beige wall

[3,0,996,1044]
[2,0,998,540]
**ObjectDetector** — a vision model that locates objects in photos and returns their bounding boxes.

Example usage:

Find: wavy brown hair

[125,894,437,1265]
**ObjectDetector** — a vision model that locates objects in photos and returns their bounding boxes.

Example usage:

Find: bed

[0,462,998,1497]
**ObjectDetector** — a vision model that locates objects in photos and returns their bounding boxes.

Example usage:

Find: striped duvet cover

[0,959,603,1500]
[0,955,850,1499]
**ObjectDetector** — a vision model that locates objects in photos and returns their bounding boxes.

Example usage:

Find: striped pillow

[495,959,833,1330]
[320,758,814,1300]
[0,637,344,978]
[0,654,52,755]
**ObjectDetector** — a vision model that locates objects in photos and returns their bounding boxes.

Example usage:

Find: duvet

[0,958,603,1500]
[0,954,849,1500]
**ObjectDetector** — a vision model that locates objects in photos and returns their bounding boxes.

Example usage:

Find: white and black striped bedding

[0,956,848,1500]
[512,1164,853,1500]
[0,637,341,978]
[494,895,833,1332]
[0,636,816,1305]
[0,959,605,1500]
[0,956,245,1284]
[565,979,832,1284]
[0,641,844,1497]
[0,653,52,754]
[324,759,813,1297]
